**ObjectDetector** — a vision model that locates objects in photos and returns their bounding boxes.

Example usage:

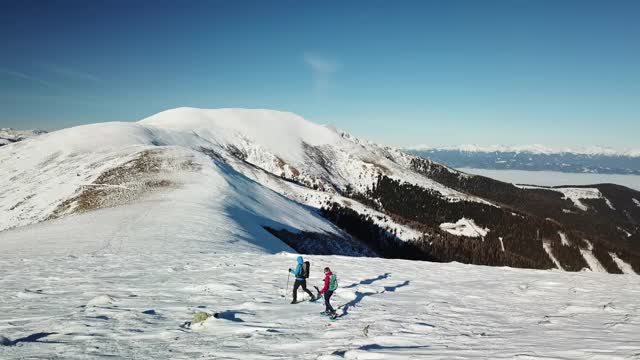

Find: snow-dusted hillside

[1,119,390,258]
[0,108,481,236]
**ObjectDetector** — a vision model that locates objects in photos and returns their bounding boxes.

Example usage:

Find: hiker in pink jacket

[319,267,338,316]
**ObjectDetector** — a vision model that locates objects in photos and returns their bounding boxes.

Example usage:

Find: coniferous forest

[314,171,640,274]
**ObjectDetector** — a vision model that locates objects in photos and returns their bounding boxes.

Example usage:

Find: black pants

[292,279,314,302]
[324,290,335,312]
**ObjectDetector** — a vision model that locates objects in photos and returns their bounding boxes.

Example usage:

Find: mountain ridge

[409,147,640,175]
[1,108,638,274]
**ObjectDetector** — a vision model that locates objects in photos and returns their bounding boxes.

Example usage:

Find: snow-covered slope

[439,218,488,238]
[1,238,639,359]
[580,241,607,273]
[552,187,614,211]
[138,108,478,201]
[0,148,341,256]
[0,119,355,254]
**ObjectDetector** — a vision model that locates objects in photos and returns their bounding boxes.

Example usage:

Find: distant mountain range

[408,145,640,175]
[0,128,47,146]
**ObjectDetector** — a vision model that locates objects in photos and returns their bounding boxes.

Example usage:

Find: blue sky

[1,0,639,148]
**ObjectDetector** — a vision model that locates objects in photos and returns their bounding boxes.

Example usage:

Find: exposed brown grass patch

[48,149,198,220]
[361,158,391,175]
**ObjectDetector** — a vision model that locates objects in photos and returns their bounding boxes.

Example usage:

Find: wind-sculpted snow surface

[0,247,639,359]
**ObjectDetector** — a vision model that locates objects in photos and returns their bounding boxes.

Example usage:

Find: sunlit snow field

[1,206,639,359]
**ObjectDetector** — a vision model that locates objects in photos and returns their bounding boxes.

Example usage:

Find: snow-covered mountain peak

[133,107,473,200]
[139,107,343,164]
[1,106,487,254]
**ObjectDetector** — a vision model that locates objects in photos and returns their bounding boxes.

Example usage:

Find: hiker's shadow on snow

[2,332,60,346]
[343,273,391,288]
[383,280,410,293]
[332,343,429,357]
[359,344,430,351]
[341,280,410,317]
[215,310,252,323]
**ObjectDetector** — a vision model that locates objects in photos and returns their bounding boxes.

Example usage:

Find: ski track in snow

[580,241,607,273]
[609,253,636,275]
[543,242,562,270]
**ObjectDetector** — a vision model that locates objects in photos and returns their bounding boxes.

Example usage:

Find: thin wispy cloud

[304,53,338,74]
[41,63,100,82]
[0,68,61,90]
[0,66,100,104]
[303,52,339,95]
[0,91,102,106]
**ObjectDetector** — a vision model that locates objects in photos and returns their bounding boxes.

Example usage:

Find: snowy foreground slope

[1,224,639,359]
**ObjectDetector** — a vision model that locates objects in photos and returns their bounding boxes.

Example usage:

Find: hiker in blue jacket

[289,256,315,304]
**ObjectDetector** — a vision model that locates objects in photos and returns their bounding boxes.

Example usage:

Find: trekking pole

[285,272,291,304]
